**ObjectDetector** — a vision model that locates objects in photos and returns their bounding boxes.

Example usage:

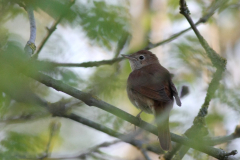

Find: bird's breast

[126,86,154,114]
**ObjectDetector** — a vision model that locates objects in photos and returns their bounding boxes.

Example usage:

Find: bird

[122,50,181,151]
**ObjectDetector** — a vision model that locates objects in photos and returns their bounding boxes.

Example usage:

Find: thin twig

[24,5,36,57]
[44,57,124,68]
[114,33,130,58]
[32,0,75,59]
[141,148,151,160]
[144,0,226,50]
[164,143,182,160]
[179,0,226,69]
[26,6,36,44]
[45,121,61,157]
[203,134,237,146]
[224,150,238,157]
[138,142,152,160]
[78,140,121,158]
[172,146,189,160]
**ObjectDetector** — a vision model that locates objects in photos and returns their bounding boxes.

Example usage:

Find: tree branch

[44,57,124,68]
[31,0,225,68]
[32,0,76,59]
[24,5,36,57]
[165,0,229,159]
[24,0,224,69]
[17,69,236,159]
[179,0,226,70]
[140,148,152,160]
[1,55,238,159]
[114,33,130,58]
[179,0,226,134]
[45,121,61,156]
[78,140,121,159]
[34,0,226,67]
[61,113,239,159]
[145,0,226,50]
[164,141,182,160]
[62,113,162,155]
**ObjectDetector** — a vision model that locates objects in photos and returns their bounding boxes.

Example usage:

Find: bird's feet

[135,110,143,130]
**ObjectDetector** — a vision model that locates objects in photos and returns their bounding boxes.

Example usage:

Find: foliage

[0,132,47,160]
[74,1,130,50]
[0,0,240,159]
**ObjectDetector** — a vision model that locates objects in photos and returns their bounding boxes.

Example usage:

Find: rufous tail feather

[157,116,172,151]
[155,104,172,151]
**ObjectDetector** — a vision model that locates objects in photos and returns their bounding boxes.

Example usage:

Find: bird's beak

[121,54,130,58]
[122,54,135,60]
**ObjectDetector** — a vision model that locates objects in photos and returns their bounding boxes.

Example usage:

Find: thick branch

[21,70,235,159]
[166,0,229,159]
[63,113,161,155]
[1,55,238,158]
[61,113,232,159]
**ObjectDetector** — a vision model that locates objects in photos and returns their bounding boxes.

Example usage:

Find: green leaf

[75,1,130,50]
[1,131,47,157]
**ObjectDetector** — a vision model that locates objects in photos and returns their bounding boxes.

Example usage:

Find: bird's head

[122,50,159,71]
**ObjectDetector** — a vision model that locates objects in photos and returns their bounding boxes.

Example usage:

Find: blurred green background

[0,0,240,159]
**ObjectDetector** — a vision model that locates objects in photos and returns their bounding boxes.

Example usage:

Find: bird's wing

[133,85,172,102]
[169,79,181,106]
[128,68,172,102]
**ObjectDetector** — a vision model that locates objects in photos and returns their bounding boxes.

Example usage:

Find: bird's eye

[139,55,145,60]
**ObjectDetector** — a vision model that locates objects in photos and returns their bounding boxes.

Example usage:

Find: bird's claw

[134,110,143,130]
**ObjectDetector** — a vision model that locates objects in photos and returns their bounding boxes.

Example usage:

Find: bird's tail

[157,115,171,151]
[155,104,172,151]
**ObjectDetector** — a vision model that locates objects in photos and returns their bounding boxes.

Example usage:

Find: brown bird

[122,50,181,151]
